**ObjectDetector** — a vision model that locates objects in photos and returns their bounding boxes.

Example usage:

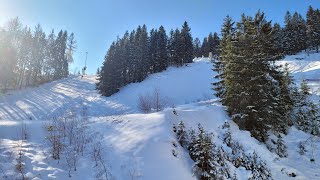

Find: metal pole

[85,52,88,68]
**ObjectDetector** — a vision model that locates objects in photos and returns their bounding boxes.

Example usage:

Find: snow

[278,52,320,94]
[0,54,320,179]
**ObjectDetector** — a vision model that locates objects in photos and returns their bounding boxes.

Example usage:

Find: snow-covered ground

[0,54,319,179]
[278,51,320,94]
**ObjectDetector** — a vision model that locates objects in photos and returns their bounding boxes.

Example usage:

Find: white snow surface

[0,55,319,179]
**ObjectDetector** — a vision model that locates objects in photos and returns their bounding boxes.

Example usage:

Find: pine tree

[295,80,320,134]
[149,28,158,73]
[272,23,285,54]
[201,37,209,57]
[0,18,71,92]
[188,129,197,161]
[207,33,214,56]
[136,25,149,82]
[306,6,320,53]
[309,102,320,136]
[66,32,77,64]
[191,125,219,180]
[219,11,286,142]
[276,135,288,158]
[193,38,201,58]
[212,32,220,56]
[249,152,272,180]
[96,67,100,75]
[180,21,194,64]
[176,121,188,147]
[155,26,168,72]
[212,15,234,101]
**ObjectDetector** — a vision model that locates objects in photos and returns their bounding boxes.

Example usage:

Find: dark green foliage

[190,124,229,180]
[294,80,320,135]
[98,22,196,96]
[283,11,307,54]
[180,21,194,64]
[212,15,234,101]
[306,6,320,53]
[176,121,188,147]
[276,135,288,158]
[201,32,220,58]
[193,38,201,58]
[249,152,272,180]
[215,11,289,142]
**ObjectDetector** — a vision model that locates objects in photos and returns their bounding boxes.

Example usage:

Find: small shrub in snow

[223,127,232,147]
[231,171,238,180]
[137,88,169,113]
[222,121,230,129]
[45,117,64,160]
[172,108,177,115]
[65,147,78,177]
[44,105,92,178]
[248,152,272,180]
[298,141,306,155]
[92,143,112,180]
[275,135,288,158]
[20,122,29,140]
[138,94,152,113]
[15,141,27,180]
[172,149,178,157]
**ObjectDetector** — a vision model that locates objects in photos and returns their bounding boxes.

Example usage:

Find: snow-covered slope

[0,55,320,179]
[278,52,320,94]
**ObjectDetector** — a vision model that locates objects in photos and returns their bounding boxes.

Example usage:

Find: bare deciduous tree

[138,88,169,113]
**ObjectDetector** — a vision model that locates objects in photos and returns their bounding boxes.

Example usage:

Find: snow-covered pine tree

[306,6,320,53]
[222,122,232,146]
[295,80,318,133]
[276,135,288,158]
[309,102,320,136]
[176,121,188,148]
[220,11,285,142]
[212,15,235,101]
[212,32,220,57]
[248,152,272,180]
[192,126,219,180]
[187,129,197,161]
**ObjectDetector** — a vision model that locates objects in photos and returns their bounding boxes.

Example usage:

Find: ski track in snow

[0,55,319,179]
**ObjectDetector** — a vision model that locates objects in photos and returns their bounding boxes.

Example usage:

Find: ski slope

[0,54,319,179]
[278,52,320,94]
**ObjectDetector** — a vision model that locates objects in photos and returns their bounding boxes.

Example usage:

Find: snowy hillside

[278,52,320,94]
[0,55,320,179]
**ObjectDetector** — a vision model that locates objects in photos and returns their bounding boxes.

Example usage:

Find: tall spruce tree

[201,37,209,57]
[155,26,168,72]
[306,6,320,53]
[180,21,194,64]
[213,15,234,101]
[193,37,201,58]
[217,11,287,142]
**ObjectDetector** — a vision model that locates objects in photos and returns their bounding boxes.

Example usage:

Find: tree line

[275,6,320,55]
[97,21,214,96]
[213,6,320,142]
[0,18,76,92]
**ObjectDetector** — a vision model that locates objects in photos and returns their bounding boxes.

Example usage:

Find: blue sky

[0,0,319,74]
